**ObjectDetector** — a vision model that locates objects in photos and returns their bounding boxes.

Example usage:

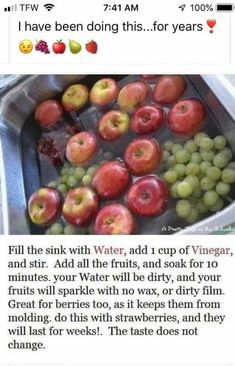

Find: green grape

[214,135,226,150]
[206,166,221,180]
[67,176,78,188]
[177,181,193,198]
[175,149,191,164]
[200,161,212,174]
[82,174,92,186]
[48,181,58,188]
[173,164,185,178]
[164,170,178,184]
[184,140,197,153]
[74,167,86,180]
[170,182,180,198]
[87,165,98,177]
[164,140,174,152]
[221,168,235,184]
[195,200,208,214]
[221,147,232,161]
[227,161,235,169]
[60,174,69,184]
[57,184,67,194]
[200,176,216,191]
[64,225,78,235]
[163,150,171,162]
[194,132,208,147]
[185,208,200,224]
[184,175,199,190]
[216,181,231,196]
[203,190,219,207]
[166,156,176,168]
[176,199,191,218]
[171,143,183,155]
[185,162,200,176]
[69,167,75,175]
[199,137,214,151]
[192,187,203,198]
[191,152,202,164]
[200,150,215,162]
[77,227,88,235]
[213,153,228,168]
[210,198,224,212]
[61,167,70,175]
[103,151,113,160]
[50,222,64,235]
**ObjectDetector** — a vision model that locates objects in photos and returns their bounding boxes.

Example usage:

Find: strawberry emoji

[85,40,98,54]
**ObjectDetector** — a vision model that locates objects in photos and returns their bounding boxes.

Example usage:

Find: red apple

[127,176,169,217]
[52,40,66,54]
[62,84,89,112]
[117,81,149,113]
[90,78,118,107]
[124,137,161,176]
[66,131,97,166]
[35,100,62,129]
[131,104,165,135]
[167,98,206,137]
[153,75,186,105]
[92,160,131,199]
[98,110,130,141]
[28,188,62,226]
[63,187,98,226]
[94,204,135,234]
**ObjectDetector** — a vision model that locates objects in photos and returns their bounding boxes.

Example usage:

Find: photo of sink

[0,74,235,235]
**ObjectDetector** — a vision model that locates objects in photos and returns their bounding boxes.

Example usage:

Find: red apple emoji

[98,110,130,141]
[124,137,161,176]
[52,40,66,54]
[92,160,131,199]
[63,187,99,226]
[167,98,206,137]
[90,78,118,107]
[153,75,187,105]
[62,84,89,112]
[131,104,165,135]
[35,100,63,129]
[86,40,98,54]
[127,176,169,217]
[66,131,97,166]
[117,81,149,113]
[28,188,63,226]
[94,203,135,235]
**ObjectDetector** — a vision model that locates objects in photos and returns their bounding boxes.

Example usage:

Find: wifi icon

[44,3,54,11]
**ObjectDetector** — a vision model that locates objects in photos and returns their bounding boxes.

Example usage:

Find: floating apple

[63,187,99,226]
[153,75,187,105]
[94,203,135,234]
[124,137,161,176]
[66,131,97,166]
[35,100,62,129]
[127,176,169,217]
[117,81,149,113]
[92,160,131,199]
[98,110,130,141]
[28,188,63,226]
[167,98,206,137]
[62,84,89,112]
[131,104,165,135]
[90,78,118,107]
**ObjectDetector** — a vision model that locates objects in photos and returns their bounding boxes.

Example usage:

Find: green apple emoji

[69,40,82,54]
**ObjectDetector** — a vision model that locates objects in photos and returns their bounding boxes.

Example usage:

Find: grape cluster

[35,40,50,54]
[162,133,235,224]
[38,137,63,167]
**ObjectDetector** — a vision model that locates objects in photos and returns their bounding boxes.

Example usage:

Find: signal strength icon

[44,3,54,11]
[4,4,17,11]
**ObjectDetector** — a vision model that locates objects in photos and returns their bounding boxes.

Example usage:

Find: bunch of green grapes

[162,133,235,224]
[45,222,92,235]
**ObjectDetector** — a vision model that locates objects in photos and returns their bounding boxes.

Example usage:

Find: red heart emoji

[207,19,216,28]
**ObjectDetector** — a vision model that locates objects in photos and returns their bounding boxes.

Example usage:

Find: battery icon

[216,3,234,11]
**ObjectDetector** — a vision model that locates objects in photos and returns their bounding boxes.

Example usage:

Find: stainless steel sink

[0,74,235,235]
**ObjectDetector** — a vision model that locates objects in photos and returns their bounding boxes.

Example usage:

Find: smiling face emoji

[19,39,33,54]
